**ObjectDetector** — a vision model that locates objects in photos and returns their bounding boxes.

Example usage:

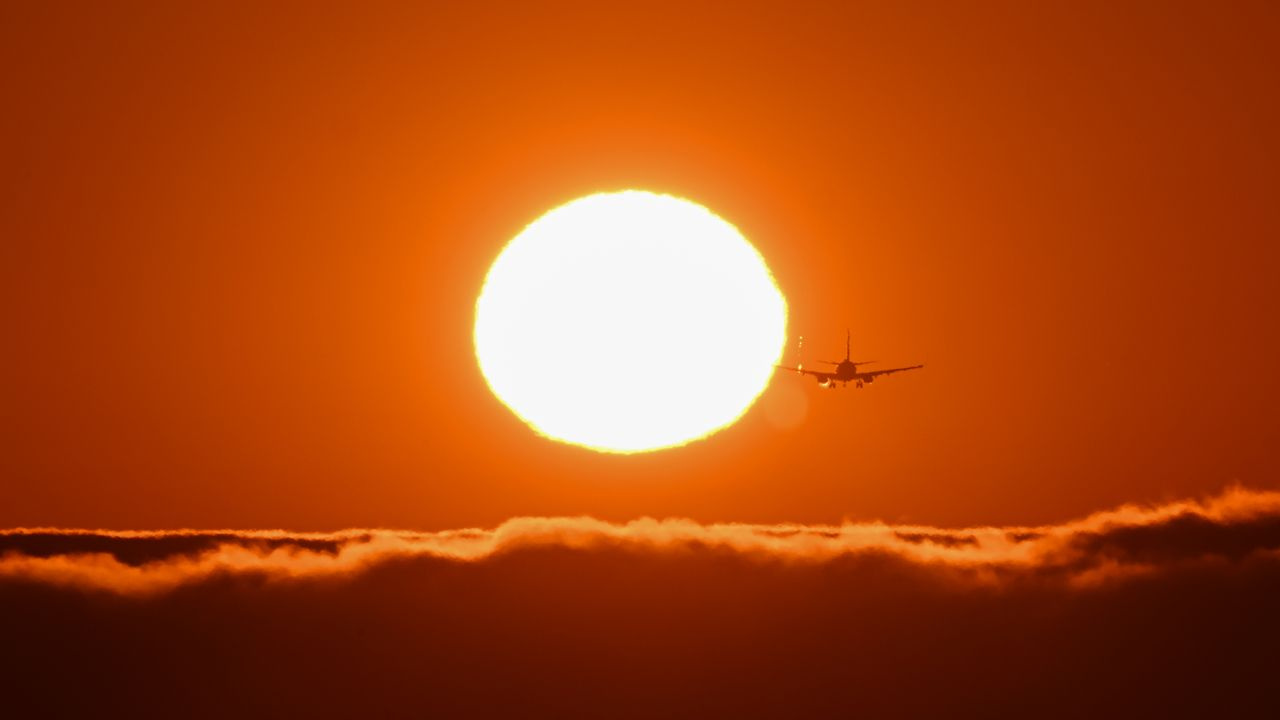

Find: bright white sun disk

[474,190,787,453]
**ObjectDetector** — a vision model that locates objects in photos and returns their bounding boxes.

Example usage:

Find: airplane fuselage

[833,360,858,381]
[819,360,877,387]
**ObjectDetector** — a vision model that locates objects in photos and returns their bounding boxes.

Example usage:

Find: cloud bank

[3,486,1279,595]
[3,488,1279,717]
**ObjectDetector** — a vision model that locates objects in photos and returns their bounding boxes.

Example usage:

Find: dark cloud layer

[3,489,1280,717]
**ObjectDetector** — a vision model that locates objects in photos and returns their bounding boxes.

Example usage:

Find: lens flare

[474,190,787,453]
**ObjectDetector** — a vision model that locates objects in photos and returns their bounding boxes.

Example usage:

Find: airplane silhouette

[776,330,923,389]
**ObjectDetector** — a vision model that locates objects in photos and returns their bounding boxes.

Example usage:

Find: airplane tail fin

[819,331,871,364]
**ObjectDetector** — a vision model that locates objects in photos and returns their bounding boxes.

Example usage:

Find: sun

[474,190,787,453]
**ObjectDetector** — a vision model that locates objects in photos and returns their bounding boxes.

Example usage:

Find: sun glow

[474,191,787,453]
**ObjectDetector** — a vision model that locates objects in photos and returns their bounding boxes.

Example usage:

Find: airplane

[776,330,923,389]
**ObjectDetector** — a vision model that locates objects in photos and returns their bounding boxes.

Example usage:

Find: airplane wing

[859,364,924,380]
[775,364,836,382]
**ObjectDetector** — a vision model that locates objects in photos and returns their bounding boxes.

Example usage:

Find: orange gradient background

[4,1,1279,531]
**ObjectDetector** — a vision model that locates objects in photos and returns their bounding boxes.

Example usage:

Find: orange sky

[4,1,1279,530]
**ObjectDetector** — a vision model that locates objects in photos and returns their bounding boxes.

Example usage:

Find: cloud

[3,486,1279,595]
[3,488,1280,717]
